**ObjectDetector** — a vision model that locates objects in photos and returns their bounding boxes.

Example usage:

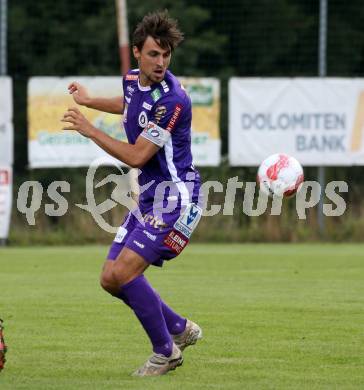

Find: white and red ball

[257,153,304,197]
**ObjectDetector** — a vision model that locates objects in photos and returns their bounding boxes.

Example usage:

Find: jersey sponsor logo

[187,207,199,225]
[142,230,157,241]
[114,226,128,243]
[154,105,167,124]
[150,128,160,137]
[151,88,162,102]
[138,111,148,128]
[166,104,183,131]
[145,123,161,138]
[161,80,170,93]
[164,230,189,254]
[125,74,139,81]
[142,101,153,111]
[133,240,145,249]
[141,121,171,147]
[173,203,202,239]
[143,213,167,230]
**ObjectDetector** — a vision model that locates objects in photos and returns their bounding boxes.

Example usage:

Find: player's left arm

[61,107,159,168]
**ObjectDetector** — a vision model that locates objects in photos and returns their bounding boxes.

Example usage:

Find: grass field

[0,244,363,389]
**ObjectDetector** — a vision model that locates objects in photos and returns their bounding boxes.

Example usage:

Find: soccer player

[62,11,203,376]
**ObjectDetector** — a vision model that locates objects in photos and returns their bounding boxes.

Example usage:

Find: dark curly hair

[132,10,184,51]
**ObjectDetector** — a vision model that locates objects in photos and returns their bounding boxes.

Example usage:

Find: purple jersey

[122,69,201,212]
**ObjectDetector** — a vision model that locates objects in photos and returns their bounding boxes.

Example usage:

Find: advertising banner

[0,167,12,240]
[28,77,126,168]
[0,77,13,165]
[0,77,13,241]
[179,77,221,166]
[28,76,221,168]
[229,78,364,166]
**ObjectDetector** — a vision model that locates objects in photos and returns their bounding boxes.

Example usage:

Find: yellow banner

[28,76,220,167]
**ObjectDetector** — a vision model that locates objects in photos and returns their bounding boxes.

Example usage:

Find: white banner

[229,78,364,166]
[0,77,13,165]
[28,76,220,168]
[0,166,12,240]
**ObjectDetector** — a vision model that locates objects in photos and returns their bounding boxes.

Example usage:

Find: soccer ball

[257,153,304,197]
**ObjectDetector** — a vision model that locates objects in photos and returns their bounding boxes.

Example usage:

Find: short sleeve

[140,122,171,147]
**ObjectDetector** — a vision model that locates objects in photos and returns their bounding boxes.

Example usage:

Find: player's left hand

[61,107,96,138]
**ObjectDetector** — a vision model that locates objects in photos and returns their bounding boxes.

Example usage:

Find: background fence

[4,0,364,243]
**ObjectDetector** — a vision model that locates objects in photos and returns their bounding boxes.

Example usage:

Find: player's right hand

[68,82,90,106]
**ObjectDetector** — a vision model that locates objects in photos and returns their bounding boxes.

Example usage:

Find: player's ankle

[154,341,173,357]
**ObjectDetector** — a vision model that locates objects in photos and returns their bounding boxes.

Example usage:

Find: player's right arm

[68,82,124,115]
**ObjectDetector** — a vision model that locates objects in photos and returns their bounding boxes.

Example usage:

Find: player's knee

[99,270,116,293]
[110,263,128,286]
[108,250,147,286]
[111,260,137,286]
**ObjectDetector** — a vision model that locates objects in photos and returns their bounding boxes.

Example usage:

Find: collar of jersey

[137,78,152,91]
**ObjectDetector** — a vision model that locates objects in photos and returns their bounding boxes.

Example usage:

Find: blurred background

[2,0,364,244]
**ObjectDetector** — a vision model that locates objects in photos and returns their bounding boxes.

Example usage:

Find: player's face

[133,36,171,86]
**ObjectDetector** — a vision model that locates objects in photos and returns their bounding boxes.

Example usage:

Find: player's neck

[139,73,153,87]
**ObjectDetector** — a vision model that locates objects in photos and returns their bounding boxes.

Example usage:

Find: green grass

[0,244,363,389]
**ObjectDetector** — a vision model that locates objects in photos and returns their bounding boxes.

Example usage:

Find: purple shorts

[107,204,202,267]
